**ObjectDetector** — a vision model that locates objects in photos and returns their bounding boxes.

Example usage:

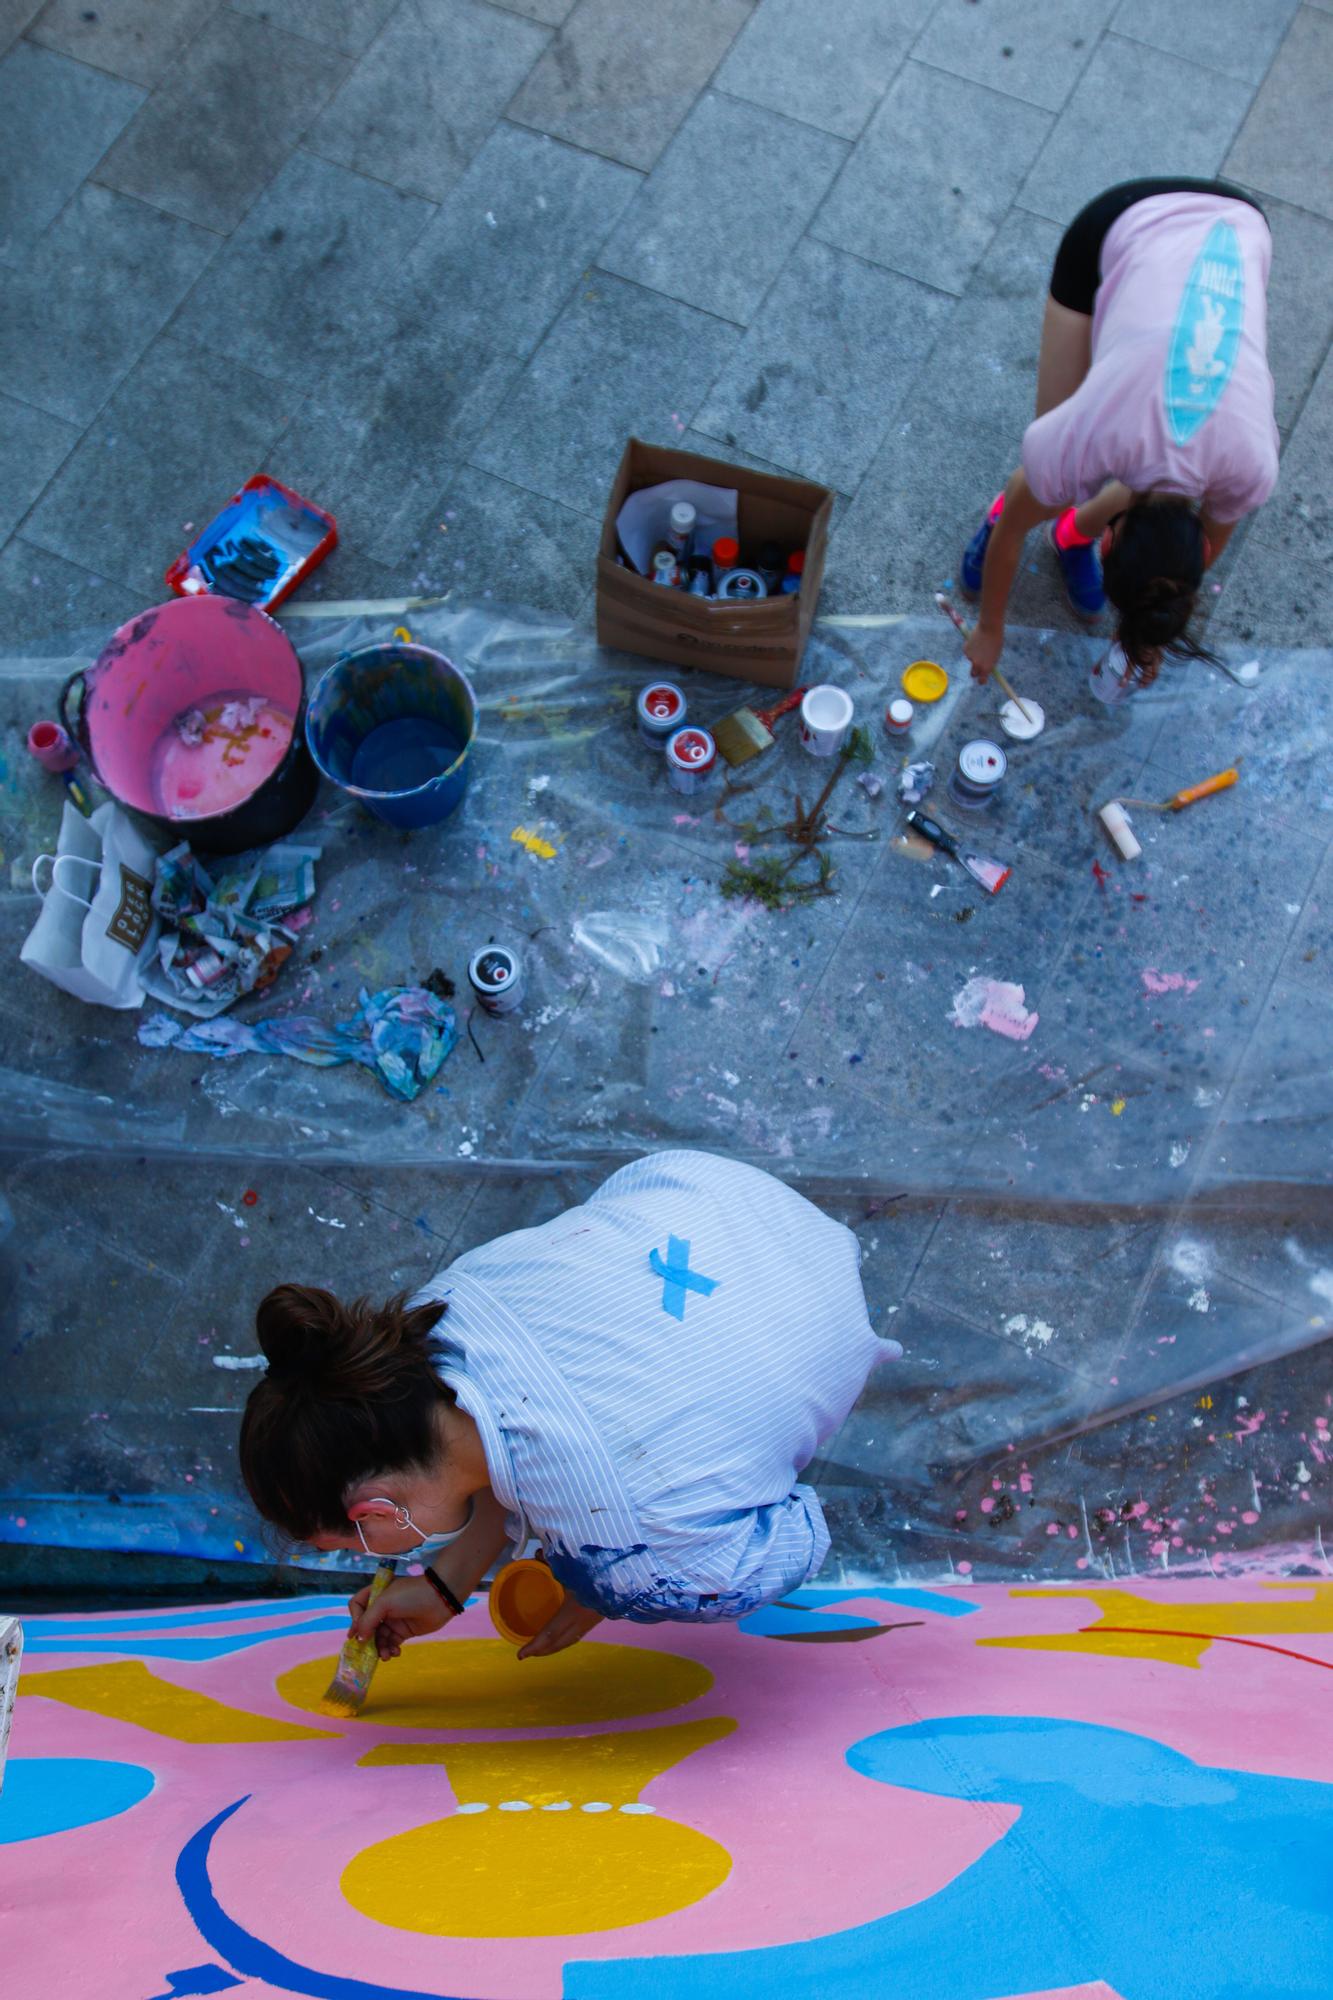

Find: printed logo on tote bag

[106,865,154,952]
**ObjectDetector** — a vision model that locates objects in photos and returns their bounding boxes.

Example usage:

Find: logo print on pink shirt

[1165,220,1244,445]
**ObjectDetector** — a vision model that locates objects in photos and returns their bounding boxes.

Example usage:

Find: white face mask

[349,1494,475,1559]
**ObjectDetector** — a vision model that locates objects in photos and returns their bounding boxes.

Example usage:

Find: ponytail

[239,1285,451,1542]
[1102,497,1220,685]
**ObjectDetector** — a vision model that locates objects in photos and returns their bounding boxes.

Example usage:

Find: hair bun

[253,1284,446,1399]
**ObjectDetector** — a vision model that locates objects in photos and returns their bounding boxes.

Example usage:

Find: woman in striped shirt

[239,1151,889,1661]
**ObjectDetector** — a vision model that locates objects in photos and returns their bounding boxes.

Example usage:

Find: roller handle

[1170,767,1239,810]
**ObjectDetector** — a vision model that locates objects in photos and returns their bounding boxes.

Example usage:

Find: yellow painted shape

[978,1583,1333,1670]
[979,1630,1210,1669]
[20,1660,335,1742]
[1111,1097,1126,1116]
[278,1637,713,1730]
[344,1716,736,1936]
[510,825,558,860]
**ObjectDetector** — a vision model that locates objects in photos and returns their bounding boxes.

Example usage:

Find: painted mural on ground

[4,1580,1331,1999]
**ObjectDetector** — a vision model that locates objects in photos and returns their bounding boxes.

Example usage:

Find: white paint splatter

[1170,1239,1210,1282]
[950,976,1038,1042]
[1002,1312,1057,1351]
[1187,1286,1211,1314]
[1169,1141,1190,1169]
[1193,1086,1221,1107]
[1296,1462,1313,1486]
[215,1201,246,1230]
[307,1207,347,1229]
[213,1354,264,1371]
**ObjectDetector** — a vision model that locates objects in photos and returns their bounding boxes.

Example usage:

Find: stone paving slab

[27,0,221,86]
[912,0,1115,114]
[599,91,847,325]
[1224,4,1333,221]
[92,8,350,233]
[0,40,143,265]
[507,0,753,171]
[813,62,1051,296]
[1110,0,1303,88]
[1018,33,1255,225]
[713,0,932,140]
[304,0,550,205]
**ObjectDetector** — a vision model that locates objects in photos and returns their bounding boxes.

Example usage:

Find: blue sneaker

[1047,521,1105,619]
[960,509,996,595]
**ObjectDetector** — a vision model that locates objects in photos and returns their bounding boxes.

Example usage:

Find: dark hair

[1102,496,1219,684]
[238,1284,452,1542]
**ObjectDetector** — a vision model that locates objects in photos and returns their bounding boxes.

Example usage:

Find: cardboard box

[596,438,833,691]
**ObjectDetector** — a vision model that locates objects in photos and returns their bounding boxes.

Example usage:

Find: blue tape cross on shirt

[649,1237,719,1321]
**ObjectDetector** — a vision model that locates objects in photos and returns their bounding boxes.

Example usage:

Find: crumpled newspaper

[143,840,319,1018]
[137,985,458,1102]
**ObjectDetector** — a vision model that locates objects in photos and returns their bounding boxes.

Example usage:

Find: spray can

[884,698,914,736]
[665,726,716,796]
[781,549,805,595]
[468,945,525,1015]
[651,550,680,587]
[666,501,696,560]
[948,738,1007,810]
[757,541,785,593]
[636,681,687,748]
[715,568,768,601]
[710,537,739,589]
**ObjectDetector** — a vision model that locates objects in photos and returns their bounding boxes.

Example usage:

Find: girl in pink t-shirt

[962,177,1279,688]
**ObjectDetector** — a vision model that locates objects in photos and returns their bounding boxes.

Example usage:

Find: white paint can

[799,684,854,758]
[468,945,525,1015]
[665,726,717,795]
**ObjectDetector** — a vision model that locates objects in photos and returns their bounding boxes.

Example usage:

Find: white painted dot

[540,1801,573,1812]
[499,1800,533,1812]
[619,1803,656,1815]
[581,1801,613,1814]
[455,1802,488,1815]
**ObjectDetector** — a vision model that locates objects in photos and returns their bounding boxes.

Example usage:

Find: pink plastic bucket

[61,597,317,853]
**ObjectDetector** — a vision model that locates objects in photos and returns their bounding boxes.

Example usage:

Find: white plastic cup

[799,685,854,758]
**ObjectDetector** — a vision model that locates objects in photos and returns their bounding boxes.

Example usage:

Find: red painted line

[1092,1625,1333,1673]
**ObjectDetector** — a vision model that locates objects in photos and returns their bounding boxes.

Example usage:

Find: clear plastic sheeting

[1,597,1330,1584]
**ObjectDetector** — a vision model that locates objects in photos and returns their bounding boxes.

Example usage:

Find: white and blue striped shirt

[413,1150,886,1623]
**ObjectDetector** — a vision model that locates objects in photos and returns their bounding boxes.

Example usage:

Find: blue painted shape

[24,1616,350,1660]
[779,1585,979,1618]
[648,1236,719,1321]
[1165,219,1244,444]
[739,1605,889,1638]
[564,1714,1333,1999]
[175,1798,464,2000]
[145,1965,243,1999]
[0,1756,153,1843]
[30,1598,342,1636]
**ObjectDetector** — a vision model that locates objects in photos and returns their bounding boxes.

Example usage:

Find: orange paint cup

[488,1558,565,1646]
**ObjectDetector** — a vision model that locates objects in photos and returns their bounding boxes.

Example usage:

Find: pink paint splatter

[1234,1407,1267,1437]
[1141,967,1200,996]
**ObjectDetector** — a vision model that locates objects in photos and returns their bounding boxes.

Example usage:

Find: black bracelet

[422,1565,466,1619]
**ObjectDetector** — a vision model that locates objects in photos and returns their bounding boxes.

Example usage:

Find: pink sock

[987,493,1005,524]
[1053,507,1093,551]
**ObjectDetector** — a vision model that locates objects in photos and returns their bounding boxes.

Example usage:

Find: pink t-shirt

[1023,192,1279,524]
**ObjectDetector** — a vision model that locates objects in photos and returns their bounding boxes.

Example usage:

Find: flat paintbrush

[318,1563,393,1719]
[904,809,1011,895]
[713,686,807,767]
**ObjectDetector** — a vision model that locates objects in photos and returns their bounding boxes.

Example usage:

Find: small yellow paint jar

[489,1559,565,1646]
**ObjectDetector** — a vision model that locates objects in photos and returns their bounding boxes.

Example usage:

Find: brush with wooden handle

[933,593,1037,725]
[318,1563,394,1719]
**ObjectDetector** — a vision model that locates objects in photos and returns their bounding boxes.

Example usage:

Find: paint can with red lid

[665,726,716,796]
[636,681,687,749]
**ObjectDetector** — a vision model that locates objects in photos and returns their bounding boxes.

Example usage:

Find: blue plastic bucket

[305,641,477,830]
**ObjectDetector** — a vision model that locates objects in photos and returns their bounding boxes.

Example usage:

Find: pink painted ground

[7,1581,1330,2000]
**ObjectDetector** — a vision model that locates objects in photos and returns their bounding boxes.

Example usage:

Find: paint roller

[1099,768,1239,862]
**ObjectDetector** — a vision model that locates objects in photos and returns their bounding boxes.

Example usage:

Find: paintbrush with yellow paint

[318,1563,393,1718]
